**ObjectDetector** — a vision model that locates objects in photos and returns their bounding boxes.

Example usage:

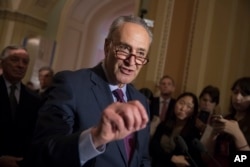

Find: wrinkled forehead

[3,48,29,60]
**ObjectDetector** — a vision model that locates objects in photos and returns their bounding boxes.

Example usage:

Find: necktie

[9,84,18,119]
[160,99,168,121]
[112,89,135,163]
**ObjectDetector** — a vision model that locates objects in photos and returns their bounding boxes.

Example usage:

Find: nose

[125,54,137,65]
[17,59,27,68]
[235,93,243,101]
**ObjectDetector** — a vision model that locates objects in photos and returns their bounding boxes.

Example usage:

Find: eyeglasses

[113,43,149,65]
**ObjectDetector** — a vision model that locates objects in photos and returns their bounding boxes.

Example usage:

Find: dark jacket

[0,75,41,157]
[26,64,151,167]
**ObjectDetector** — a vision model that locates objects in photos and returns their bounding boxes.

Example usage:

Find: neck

[161,95,170,100]
[175,118,187,127]
[235,110,247,121]
[3,75,20,85]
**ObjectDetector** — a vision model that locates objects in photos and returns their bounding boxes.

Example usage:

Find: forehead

[114,23,150,50]
[6,49,29,59]
[39,69,50,74]
[161,77,173,84]
[179,96,194,104]
[201,93,212,99]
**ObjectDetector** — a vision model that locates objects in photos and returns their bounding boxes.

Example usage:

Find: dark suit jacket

[150,97,176,121]
[27,64,151,167]
[0,75,41,157]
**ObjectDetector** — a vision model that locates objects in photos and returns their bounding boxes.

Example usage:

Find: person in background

[38,66,54,100]
[150,75,176,121]
[139,87,154,105]
[26,81,37,91]
[196,85,220,137]
[201,77,250,166]
[150,92,202,167]
[25,15,152,167]
[149,75,176,136]
[0,45,41,167]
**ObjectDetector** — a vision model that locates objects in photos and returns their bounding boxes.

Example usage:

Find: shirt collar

[160,96,170,103]
[3,76,21,91]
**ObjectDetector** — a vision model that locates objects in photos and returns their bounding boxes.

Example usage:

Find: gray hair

[107,15,153,43]
[0,45,28,60]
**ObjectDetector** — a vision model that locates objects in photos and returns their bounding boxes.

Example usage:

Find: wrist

[237,144,249,150]
[91,127,106,148]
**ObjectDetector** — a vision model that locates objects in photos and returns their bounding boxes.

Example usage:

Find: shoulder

[151,97,160,104]
[21,84,40,99]
[55,68,91,79]
[127,84,145,99]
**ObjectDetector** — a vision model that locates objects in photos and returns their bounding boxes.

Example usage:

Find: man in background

[38,66,54,101]
[150,75,176,136]
[0,45,41,167]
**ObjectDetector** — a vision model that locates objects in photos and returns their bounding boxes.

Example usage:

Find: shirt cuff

[79,128,105,166]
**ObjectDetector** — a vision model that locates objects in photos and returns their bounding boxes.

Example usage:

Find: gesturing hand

[0,156,23,167]
[211,117,241,137]
[91,100,148,147]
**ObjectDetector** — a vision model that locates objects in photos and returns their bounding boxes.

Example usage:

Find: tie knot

[162,99,168,104]
[10,84,17,92]
[113,89,125,102]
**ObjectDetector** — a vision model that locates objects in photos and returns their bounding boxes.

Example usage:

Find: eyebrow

[119,42,147,53]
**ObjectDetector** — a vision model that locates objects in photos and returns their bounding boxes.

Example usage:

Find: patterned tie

[9,84,18,119]
[112,89,135,163]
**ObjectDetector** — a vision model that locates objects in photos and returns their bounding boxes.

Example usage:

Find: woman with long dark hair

[202,77,250,166]
[150,92,201,167]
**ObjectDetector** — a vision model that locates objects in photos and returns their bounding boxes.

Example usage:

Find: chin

[117,76,134,84]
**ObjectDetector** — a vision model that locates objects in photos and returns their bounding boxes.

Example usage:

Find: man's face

[104,22,151,86]
[1,49,29,83]
[39,70,53,89]
[159,78,175,96]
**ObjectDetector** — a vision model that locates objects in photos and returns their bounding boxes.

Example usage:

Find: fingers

[126,100,149,130]
[111,100,148,132]
[95,100,148,144]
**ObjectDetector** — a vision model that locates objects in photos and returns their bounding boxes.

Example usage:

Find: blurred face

[39,70,53,89]
[159,78,175,96]
[1,48,29,83]
[199,93,216,112]
[104,22,150,87]
[175,96,194,120]
[231,86,250,112]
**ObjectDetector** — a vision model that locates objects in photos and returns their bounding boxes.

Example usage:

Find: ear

[104,38,111,56]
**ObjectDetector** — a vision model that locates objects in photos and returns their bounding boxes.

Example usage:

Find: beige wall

[134,0,250,114]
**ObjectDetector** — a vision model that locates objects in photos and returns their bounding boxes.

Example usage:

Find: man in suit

[0,45,41,167]
[27,15,152,167]
[38,66,54,102]
[149,75,176,136]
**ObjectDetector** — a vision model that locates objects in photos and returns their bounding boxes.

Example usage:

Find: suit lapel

[89,64,114,114]
[90,65,128,165]
[0,76,12,121]
[89,65,148,166]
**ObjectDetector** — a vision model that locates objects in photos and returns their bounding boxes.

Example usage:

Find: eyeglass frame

[110,40,149,65]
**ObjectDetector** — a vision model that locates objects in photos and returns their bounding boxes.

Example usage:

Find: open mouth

[120,67,133,75]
